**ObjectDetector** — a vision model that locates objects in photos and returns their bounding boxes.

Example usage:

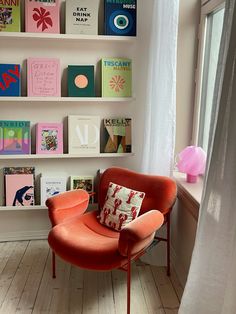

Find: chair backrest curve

[98,167,177,216]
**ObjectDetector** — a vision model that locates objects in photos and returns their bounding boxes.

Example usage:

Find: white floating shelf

[0,96,134,102]
[0,32,136,43]
[0,205,47,211]
[0,153,134,160]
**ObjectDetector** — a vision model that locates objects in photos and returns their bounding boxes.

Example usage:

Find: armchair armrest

[46,189,90,226]
[118,210,164,257]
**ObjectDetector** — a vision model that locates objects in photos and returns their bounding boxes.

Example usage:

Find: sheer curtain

[141,0,179,176]
[179,0,236,313]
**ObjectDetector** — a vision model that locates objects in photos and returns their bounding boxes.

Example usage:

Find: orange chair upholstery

[47,167,177,314]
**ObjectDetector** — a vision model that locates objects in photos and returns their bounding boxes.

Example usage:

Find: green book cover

[68,65,95,97]
[101,58,132,97]
[0,0,20,32]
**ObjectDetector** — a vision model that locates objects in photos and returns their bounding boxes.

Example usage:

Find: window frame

[192,0,225,146]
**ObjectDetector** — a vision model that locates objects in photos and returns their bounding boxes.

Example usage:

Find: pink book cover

[27,57,61,97]
[5,174,34,206]
[25,0,60,33]
[36,122,63,154]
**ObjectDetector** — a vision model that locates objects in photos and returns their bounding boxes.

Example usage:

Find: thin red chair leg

[167,213,171,276]
[52,251,56,278]
[127,251,131,314]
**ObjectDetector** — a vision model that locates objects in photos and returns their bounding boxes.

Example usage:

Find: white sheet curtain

[179,0,236,313]
[141,0,179,176]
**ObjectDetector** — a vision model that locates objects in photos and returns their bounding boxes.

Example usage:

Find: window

[192,0,225,153]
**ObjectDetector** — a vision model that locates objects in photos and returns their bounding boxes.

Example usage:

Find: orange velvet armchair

[47,167,177,314]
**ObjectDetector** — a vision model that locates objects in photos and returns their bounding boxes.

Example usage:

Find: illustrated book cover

[101,57,132,97]
[68,65,95,97]
[36,122,63,154]
[101,118,131,153]
[0,64,20,96]
[104,0,136,36]
[0,120,30,155]
[0,0,20,32]
[25,0,60,33]
[68,115,100,155]
[70,175,93,203]
[27,58,61,97]
[65,0,100,35]
[40,176,67,205]
[5,173,34,206]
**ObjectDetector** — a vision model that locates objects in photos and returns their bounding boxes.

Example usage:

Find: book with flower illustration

[36,122,63,154]
[25,0,60,33]
[101,58,132,97]
[27,58,61,97]
[0,0,20,32]
[5,173,34,206]
[0,120,31,155]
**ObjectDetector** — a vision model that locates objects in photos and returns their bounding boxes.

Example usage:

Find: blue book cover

[104,0,136,36]
[0,64,21,96]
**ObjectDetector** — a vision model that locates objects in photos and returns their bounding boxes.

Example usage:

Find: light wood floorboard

[0,240,183,314]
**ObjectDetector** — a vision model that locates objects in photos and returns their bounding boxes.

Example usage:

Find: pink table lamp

[177,146,206,183]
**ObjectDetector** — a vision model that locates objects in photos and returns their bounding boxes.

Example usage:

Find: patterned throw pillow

[98,182,145,231]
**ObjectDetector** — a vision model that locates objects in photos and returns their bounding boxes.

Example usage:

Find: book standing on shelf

[5,173,35,206]
[104,0,136,36]
[40,176,67,205]
[101,57,132,97]
[0,0,20,32]
[27,58,61,97]
[36,122,63,154]
[68,65,95,97]
[25,0,60,33]
[0,120,30,155]
[0,64,21,96]
[70,175,94,203]
[65,0,100,35]
[68,115,100,155]
[102,118,131,153]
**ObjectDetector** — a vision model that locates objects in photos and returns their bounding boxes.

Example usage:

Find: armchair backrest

[98,167,177,216]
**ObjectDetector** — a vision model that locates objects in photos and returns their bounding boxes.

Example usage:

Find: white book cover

[65,0,100,35]
[68,115,100,155]
[40,176,67,205]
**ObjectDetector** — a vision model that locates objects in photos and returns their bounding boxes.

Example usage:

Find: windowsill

[173,171,203,221]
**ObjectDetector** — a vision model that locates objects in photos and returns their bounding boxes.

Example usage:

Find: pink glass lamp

[177,146,206,183]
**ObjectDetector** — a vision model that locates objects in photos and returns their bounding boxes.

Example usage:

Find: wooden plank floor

[0,240,183,314]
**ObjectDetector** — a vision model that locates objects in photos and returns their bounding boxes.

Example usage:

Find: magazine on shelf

[0,64,21,96]
[0,120,31,155]
[36,122,63,154]
[68,115,100,155]
[101,57,132,97]
[65,0,100,35]
[101,117,131,153]
[5,173,35,206]
[40,176,67,205]
[0,0,20,32]
[70,175,94,203]
[25,0,60,33]
[27,57,61,97]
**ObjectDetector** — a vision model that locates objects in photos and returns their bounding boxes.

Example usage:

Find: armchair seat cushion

[48,210,129,271]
